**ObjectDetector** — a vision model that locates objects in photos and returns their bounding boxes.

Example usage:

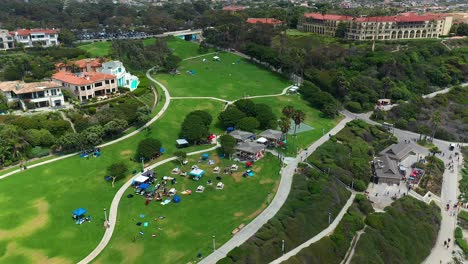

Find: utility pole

[212,235,216,251]
[104,208,107,223]
[267,192,271,205]
[282,240,285,255]
[328,212,332,225]
[140,157,144,171]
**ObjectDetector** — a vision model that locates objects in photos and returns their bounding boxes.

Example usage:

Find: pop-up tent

[139,183,150,189]
[173,195,181,203]
[73,208,87,217]
[189,168,205,180]
[256,137,268,144]
[134,175,149,183]
[213,56,220,61]
[176,139,189,149]
[201,153,209,160]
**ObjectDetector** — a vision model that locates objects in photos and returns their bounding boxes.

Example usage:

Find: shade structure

[201,153,209,160]
[73,208,87,217]
[189,168,205,177]
[134,175,149,183]
[256,137,268,144]
[139,183,150,189]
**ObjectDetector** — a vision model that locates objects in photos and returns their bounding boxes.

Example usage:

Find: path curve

[0,68,169,180]
[171,96,231,103]
[199,116,353,264]
[270,193,356,264]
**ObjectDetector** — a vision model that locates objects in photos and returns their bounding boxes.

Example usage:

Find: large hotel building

[298,12,453,40]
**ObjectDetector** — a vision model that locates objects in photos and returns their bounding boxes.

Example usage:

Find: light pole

[282,239,285,255]
[140,157,144,171]
[104,208,107,222]
[322,128,325,136]
[351,180,354,190]
[212,235,216,251]
[267,192,271,205]
[328,212,332,225]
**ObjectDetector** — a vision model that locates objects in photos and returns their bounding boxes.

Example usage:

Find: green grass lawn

[156,52,291,100]
[251,95,342,155]
[0,99,225,263]
[77,37,206,59]
[77,41,112,57]
[94,152,280,264]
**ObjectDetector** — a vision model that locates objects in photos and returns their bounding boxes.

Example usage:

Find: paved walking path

[199,115,353,264]
[171,96,231,103]
[183,52,218,61]
[60,111,76,133]
[270,193,356,264]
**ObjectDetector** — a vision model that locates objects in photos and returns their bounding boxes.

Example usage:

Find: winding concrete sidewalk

[270,193,356,264]
[171,96,231,103]
[183,52,218,61]
[0,68,169,180]
[199,116,353,264]
[77,145,219,264]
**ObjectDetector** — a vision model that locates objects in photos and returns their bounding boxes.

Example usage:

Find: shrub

[136,138,162,161]
[345,101,362,113]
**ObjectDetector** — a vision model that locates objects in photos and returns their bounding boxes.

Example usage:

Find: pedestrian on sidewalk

[444,240,447,247]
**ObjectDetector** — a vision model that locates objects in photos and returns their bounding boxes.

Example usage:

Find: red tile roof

[222,5,246,11]
[11,28,59,36]
[0,81,61,94]
[55,58,103,70]
[247,18,284,25]
[303,12,447,23]
[52,72,115,86]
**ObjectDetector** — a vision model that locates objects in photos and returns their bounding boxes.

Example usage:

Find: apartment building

[0,30,15,50]
[52,72,117,102]
[0,81,65,110]
[298,12,453,40]
[10,28,59,48]
[246,18,284,26]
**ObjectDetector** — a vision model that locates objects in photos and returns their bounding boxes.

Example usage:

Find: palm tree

[282,105,295,119]
[292,110,306,136]
[430,111,442,143]
[278,116,291,139]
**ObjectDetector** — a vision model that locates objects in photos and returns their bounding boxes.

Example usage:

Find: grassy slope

[95,153,281,264]
[351,197,440,264]
[156,52,291,100]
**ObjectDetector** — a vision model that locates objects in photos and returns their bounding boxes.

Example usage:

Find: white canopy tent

[134,175,149,183]
[256,137,268,144]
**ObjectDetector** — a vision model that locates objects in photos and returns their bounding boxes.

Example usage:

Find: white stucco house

[99,61,139,90]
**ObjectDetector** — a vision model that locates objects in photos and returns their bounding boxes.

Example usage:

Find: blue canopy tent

[160,148,166,154]
[201,153,209,160]
[173,195,181,203]
[72,208,87,220]
[139,183,150,189]
[189,168,205,180]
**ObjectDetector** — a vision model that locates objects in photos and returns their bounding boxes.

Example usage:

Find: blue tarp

[73,208,87,216]
[201,153,209,159]
[173,195,181,203]
[160,148,166,153]
[227,127,235,132]
[139,183,150,189]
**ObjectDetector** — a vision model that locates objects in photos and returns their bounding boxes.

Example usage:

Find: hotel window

[105,80,110,84]
[95,82,103,87]
[111,79,115,84]
[80,86,85,91]
[51,89,57,96]
[87,85,91,90]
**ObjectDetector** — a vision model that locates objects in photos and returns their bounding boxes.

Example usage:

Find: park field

[156,52,291,100]
[94,152,281,264]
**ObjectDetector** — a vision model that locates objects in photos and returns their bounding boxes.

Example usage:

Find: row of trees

[218,99,277,132]
[110,38,181,71]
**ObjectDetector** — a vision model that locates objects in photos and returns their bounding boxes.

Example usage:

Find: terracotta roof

[0,81,61,94]
[222,5,246,11]
[247,18,283,25]
[55,58,102,69]
[11,28,59,36]
[303,12,447,23]
[52,72,115,86]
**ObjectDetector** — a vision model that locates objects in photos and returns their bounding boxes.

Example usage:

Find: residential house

[55,58,103,73]
[52,72,117,102]
[99,61,139,90]
[235,142,265,161]
[373,155,402,185]
[222,5,246,12]
[10,28,59,48]
[0,29,15,50]
[0,81,65,110]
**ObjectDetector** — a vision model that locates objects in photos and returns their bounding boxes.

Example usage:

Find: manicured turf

[156,52,291,100]
[251,95,342,155]
[94,152,280,264]
[0,99,225,263]
[77,37,206,59]
[78,41,112,57]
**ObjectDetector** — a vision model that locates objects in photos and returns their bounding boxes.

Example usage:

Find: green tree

[278,116,291,138]
[236,117,260,132]
[58,29,76,47]
[292,110,305,136]
[107,161,128,187]
[219,134,237,159]
[181,115,210,144]
[186,110,213,128]
[254,103,277,129]
[235,99,256,116]
[430,111,442,142]
[136,138,162,161]
[57,132,83,152]
[282,105,295,119]
[104,119,128,137]
[218,106,246,128]
[335,22,348,38]
[174,151,187,166]
[81,125,104,147]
